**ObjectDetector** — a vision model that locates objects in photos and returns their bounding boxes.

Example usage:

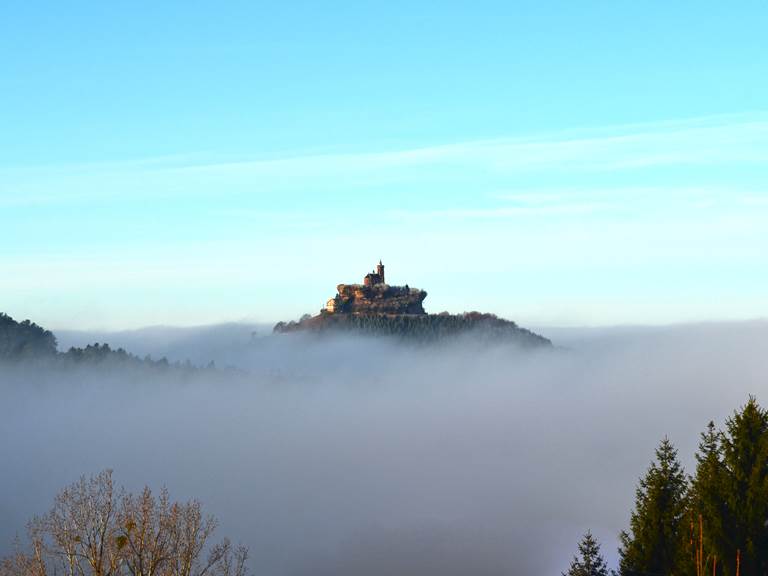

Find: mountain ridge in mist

[2,309,551,372]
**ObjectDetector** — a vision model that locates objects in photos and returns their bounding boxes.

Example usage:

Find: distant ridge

[0,312,204,370]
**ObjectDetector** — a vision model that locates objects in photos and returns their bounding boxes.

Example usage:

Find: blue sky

[1,1,767,329]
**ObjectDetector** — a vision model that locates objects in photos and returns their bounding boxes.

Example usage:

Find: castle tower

[377,260,385,284]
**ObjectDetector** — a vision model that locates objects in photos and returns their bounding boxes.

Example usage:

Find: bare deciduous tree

[0,471,247,576]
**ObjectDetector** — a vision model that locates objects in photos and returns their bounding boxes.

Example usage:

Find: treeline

[60,342,206,371]
[274,311,552,347]
[0,312,57,359]
[565,396,768,576]
[0,312,206,371]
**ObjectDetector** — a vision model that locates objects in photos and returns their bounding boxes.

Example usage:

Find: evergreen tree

[619,437,688,576]
[719,397,768,575]
[683,421,728,576]
[563,531,610,576]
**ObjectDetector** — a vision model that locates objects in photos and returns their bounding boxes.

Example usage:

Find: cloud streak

[154,112,768,177]
[2,112,768,207]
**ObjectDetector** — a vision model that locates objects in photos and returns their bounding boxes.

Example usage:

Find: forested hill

[0,312,191,369]
[2,310,551,370]
[274,311,552,348]
[0,312,58,359]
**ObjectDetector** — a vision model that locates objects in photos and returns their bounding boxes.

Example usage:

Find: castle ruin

[324,261,427,316]
[363,260,386,287]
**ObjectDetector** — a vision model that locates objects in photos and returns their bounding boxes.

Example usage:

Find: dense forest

[0,312,57,359]
[0,312,195,369]
[274,311,552,347]
[565,396,768,576]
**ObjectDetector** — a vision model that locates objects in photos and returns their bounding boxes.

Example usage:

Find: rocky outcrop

[330,283,427,316]
[271,262,551,348]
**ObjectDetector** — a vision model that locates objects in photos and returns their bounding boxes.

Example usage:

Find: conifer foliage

[619,438,689,576]
[720,397,768,575]
[564,531,611,576]
[612,397,768,576]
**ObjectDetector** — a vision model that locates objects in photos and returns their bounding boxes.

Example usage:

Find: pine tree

[619,437,688,576]
[719,396,768,576]
[563,531,610,576]
[683,421,728,576]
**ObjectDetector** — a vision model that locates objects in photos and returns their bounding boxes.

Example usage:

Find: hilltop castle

[363,260,386,286]
[324,261,427,315]
[272,260,552,349]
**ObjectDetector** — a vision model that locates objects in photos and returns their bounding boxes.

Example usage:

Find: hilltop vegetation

[0,313,57,359]
[274,311,552,347]
[0,312,196,370]
[1,308,550,376]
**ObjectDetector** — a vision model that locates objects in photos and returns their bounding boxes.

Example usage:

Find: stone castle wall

[330,283,427,315]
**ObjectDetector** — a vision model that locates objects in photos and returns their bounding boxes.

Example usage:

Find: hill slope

[274,311,552,347]
[0,313,58,359]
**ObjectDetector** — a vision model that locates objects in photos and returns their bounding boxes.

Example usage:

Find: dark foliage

[720,397,768,575]
[61,342,180,370]
[611,397,768,576]
[0,312,58,359]
[564,531,612,576]
[619,438,688,576]
[0,312,204,372]
[274,311,552,347]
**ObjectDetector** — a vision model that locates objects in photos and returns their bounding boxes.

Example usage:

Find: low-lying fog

[2,322,768,575]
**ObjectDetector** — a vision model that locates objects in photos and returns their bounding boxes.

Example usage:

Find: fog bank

[2,322,768,575]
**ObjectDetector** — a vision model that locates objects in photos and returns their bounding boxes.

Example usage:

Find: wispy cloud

[740,194,768,207]
[2,112,767,209]
[385,186,767,223]
[385,203,611,221]
[154,112,768,176]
